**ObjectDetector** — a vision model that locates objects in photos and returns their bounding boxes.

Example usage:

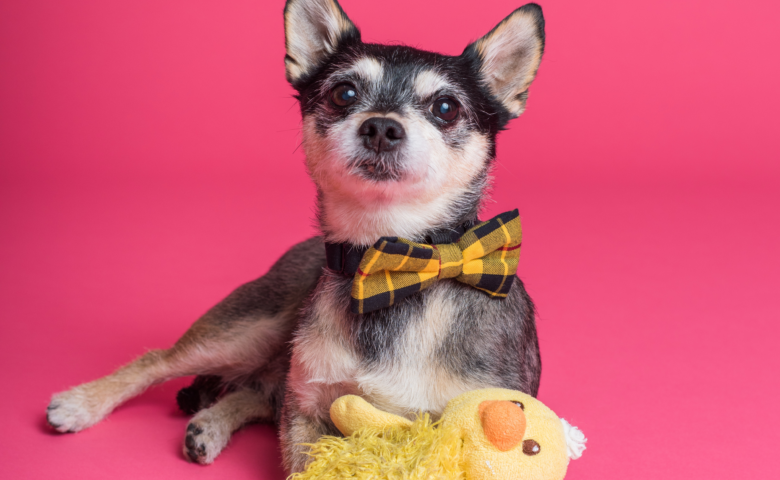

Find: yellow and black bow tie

[326,210,522,314]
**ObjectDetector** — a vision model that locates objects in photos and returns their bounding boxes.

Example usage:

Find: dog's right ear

[284,0,360,86]
[462,4,545,121]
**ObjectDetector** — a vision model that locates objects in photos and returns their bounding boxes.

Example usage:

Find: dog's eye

[331,83,358,107]
[511,401,525,411]
[431,97,459,122]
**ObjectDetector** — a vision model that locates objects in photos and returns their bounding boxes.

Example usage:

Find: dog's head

[284,0,545,245]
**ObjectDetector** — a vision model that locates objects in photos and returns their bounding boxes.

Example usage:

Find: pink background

[1,0,779,478]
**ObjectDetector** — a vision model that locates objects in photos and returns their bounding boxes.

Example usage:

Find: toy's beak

[478,400,527,452]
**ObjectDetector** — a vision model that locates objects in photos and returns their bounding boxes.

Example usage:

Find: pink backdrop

[1,0,779,479]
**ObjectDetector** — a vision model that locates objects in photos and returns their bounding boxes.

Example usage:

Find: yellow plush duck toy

[289,388,586,480]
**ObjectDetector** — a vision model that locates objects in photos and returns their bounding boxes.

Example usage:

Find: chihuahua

[46,0,546,474]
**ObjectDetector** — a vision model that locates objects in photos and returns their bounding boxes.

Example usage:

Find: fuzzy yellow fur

[288,414,465,480]
[289,389,579,480]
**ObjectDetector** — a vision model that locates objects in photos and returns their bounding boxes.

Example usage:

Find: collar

[325,221,475,276]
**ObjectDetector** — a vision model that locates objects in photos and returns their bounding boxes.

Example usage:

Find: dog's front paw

[47,386,109,433]
[183,416,231,465]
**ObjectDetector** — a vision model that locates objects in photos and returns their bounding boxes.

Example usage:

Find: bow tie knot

[350,210,522,314]
[436,243,465,280]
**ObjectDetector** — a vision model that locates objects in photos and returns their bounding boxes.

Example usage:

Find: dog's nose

[358,117,406,153]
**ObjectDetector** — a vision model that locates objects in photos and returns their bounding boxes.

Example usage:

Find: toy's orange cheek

[478,400,526,452]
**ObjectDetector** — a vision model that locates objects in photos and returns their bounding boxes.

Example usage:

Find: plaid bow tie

[349,210,522,314]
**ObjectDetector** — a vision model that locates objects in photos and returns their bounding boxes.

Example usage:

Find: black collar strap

[325,222,474,276]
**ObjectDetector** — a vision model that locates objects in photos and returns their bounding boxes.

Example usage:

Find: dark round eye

[431,97,459,122]
[511,401,525,411]
[331,83,358,107]
[522,439,541,456]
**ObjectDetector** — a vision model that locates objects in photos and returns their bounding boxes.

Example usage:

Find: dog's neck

[316,176,485,247]
[323,217,473,276]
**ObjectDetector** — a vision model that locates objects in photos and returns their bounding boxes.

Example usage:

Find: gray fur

[279,260,539,472]
[199,236,326,325]
[46,1,546,474]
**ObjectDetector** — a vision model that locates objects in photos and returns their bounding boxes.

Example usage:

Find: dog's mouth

[351,157,405,182]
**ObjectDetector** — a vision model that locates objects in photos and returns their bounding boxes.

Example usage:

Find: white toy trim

[560,418,587,460]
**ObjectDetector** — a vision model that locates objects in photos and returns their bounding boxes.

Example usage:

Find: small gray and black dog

[46,0,546,473]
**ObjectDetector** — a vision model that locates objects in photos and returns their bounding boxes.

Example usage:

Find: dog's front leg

[279,392,342,475]
[183,387,273,464]
[280,410,340,475]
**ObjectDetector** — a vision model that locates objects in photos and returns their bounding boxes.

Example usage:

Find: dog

[46,0,546,474]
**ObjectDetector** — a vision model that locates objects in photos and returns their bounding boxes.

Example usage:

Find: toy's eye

[431,97,459,122]
[511,401,525,411]
[331,83,358,107]
[522,439,541,456]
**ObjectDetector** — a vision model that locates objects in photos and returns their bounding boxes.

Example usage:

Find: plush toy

[289,388,586,480]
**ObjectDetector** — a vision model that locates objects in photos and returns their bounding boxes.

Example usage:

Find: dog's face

[284,0,545,245]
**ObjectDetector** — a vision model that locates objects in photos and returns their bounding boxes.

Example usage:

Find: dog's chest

[289,276,486,421]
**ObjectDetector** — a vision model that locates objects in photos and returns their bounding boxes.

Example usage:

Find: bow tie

[327,210,522,314]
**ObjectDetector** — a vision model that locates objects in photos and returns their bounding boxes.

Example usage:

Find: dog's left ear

[462,3,545,119]
[284,0,360,86]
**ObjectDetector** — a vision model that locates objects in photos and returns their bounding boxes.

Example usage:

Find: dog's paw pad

[183,419,229,465]
[187,423,203,435]
[184,433,207,462]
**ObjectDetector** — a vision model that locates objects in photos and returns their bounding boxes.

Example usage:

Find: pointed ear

[462,3,545,118]
[284,0,360,86]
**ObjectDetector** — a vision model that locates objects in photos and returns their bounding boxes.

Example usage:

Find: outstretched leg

[46,236,326,434]
[47,347,176,433]
[46,318,283,433]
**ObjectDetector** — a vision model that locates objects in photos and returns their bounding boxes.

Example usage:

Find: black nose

[358,117,406,153]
